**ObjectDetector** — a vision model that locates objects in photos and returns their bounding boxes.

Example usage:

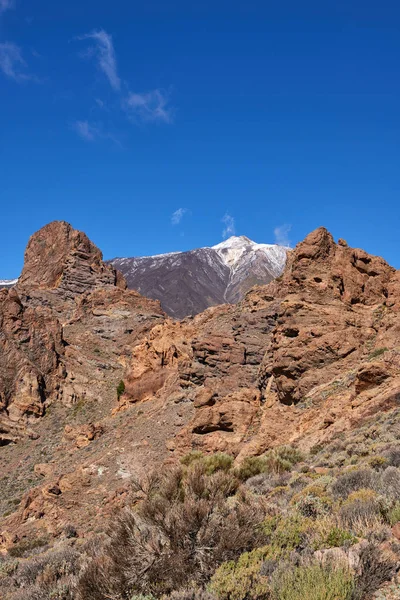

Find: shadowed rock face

[1,222,400,554]
[110,236,288,318]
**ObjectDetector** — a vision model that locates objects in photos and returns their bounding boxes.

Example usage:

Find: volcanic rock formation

[1,221,400,556]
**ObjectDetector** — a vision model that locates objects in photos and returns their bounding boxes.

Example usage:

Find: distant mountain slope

[110,236,288,318]
[0,279,18,289]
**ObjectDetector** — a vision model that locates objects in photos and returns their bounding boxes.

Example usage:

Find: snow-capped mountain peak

[110,235,288,318]
[212,235,287,274]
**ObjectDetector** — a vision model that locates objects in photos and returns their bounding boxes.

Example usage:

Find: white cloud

[0,42,35,82]
[0,0,15,15]
[274,224,292,247]
[73,120,99,141]
[124,89,173,124]
[72,119,122,147]
[77,29,120,91]
[171,208,187,225]
[222,213,236,238]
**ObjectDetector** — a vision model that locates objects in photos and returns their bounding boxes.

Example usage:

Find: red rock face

[17,220,124,296]
[1,222,400,551]
[0,221,163,447]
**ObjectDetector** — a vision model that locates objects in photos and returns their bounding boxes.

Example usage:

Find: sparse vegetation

[269,560,355,600]
[4,416,400,600]
[116,380,125,400]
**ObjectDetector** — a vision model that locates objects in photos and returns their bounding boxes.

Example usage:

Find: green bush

[264,514,312,556]
[269,561,354,600]
[204,453,234,475]
[324,527,357,548]
[116,380,125,400]
[209,547,270,600]
[368,347,388,360]
[236,457,268,481]
[180,451,204,467]
[388,501,400,526]
[236,447,302,481]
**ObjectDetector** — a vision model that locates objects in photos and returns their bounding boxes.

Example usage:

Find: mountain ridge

[110,235,288,317]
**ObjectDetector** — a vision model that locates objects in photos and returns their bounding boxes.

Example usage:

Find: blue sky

[1,0,399,277]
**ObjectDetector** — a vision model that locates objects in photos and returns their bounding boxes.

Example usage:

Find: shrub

[324,527,356,548]
[236,447,302,481]
[7,536,49,558]
[77,463,267,598]
[180,451,204,467]
[15,547,82,587]
[5,545,85,600]
[331,469,378,499]
[352,543,396,599]
[245,472,290,495]
[368,347,388,360]
[116,380,125,400]
[209,547,270,600]
[388,501,400,526]
[381,466,400,500]
[166,591,216,600]
[295,494,329,519]
[274,446,303,465]
[236,457,267,481]
[265,514,312,555]
[368,455,388,470]
[339,489,383,532]
[204,453,234,475]
[269,560,354,600]
[384,447,400,467]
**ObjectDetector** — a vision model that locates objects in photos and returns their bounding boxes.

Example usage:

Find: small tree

[117,380,125,400]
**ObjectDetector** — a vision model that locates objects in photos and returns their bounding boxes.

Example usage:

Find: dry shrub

[381,466,400,499]
[331,469,378,499]
[5,545,85,600]
[339,489,383,532]
[352,543,397,599]
[384,446,400,467]
[166,590,216,600]
[77,463,267,599]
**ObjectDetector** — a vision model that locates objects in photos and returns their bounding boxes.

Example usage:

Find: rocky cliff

[1,222,400,562]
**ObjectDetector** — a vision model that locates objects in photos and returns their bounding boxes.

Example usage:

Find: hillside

[0,222,400,599]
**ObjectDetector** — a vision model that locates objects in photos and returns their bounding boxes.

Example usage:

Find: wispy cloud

[171,208,187,225]
[124,89,173,124]
[0,0,15,15]
[77,29,120,91]
[0,42,36,82]
[222,213,236,238]
[274,224,292,247]
[74,29,174,135]
[72,119,122,146]
[73,120,100,141]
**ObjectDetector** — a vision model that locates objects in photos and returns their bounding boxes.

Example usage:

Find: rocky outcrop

[18,221,125,297]
[114,227,400,461]
[0,222,164,447]
[2,222,400,554]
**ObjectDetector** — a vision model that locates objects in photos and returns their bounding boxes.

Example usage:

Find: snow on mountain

[213,236,287,275]
[0,279,18,288]
[110,236,288,318]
